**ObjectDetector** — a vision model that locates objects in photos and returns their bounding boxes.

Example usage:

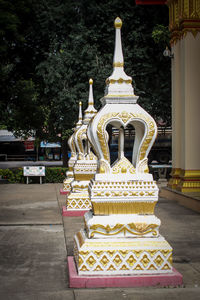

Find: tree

[0,0,171,166]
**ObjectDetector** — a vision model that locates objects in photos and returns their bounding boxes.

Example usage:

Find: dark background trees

[0,0,170,165]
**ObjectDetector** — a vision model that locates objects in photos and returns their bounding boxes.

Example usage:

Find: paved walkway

[0,183,200,299]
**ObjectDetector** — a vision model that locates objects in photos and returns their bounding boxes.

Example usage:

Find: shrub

[44,167,67,183]
[0,167,67,183]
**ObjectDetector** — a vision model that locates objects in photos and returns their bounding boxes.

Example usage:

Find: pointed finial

[114,17,122,29]
[78,101,82,119]
[76,101,83,128]
[104,17,135,98]
[83,79,97,124]
[113,17,124,68]
[88,78,94,105]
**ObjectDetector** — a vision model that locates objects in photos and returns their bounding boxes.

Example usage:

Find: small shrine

[61,102,83,195]
[64,80,98,214]
[70,18,182,286]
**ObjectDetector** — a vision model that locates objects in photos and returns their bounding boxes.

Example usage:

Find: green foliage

[0,0,172,147]
[0,168,24,183]
[44,167,67,183]
[0,167,67,183]
[152,24,170,45]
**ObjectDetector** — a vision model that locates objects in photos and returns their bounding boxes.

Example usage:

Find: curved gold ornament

[89,222,158,237]
[77,128,86,155]
[96,111,156,165]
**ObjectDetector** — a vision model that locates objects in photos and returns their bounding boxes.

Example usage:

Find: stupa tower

[62,102,82,193]
[73,18,173,276]
[65,79,98,212]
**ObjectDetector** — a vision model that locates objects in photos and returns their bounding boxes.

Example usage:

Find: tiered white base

[84,211,161,238]
[67,192,92,210]
[74,229,173,276]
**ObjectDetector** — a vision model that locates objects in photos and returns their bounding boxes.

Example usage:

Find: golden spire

[83,79,97,124]
[113,17,124,68]
[76,101,83,128]
[104,17,134,98]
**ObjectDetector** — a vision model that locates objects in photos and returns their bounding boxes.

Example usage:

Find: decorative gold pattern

[75,245,173,274]
[89,222,158,237]
[167,0,200,44]
[113,62,124,67]
[176,169,200,192]
[106,78,132,85]
[67,193,92,210]
[92,201,156,215]
[112,157,136,174]
[74,173,94,181]
[167,168,182,189]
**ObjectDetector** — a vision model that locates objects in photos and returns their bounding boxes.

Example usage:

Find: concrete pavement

[0,183,200,299]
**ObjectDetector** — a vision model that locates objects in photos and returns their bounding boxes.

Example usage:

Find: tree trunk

[62,138,68,167]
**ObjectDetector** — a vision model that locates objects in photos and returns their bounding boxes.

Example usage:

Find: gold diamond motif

[154,255,164,267]
[107,250,116,257]
[79,251,89,257]
[71,200,76,207]
[107,264,116,271]
[162,250,170,257]
[149,250,157,257]
[126,255,136,266]
[162,263,170,270]
[94,250,104,258]
[86,255,96,267]
[113,254,122,266]
[168,254,173,265]
[135,264,143,270]
[140,254,150,268]
[78,256,83,266]
[120,264,129,270]
[134,250,142,258]
[119,250,128,257]
[78,200,83,206]
[100,255,109,267]
[80,265,89,271]
[148,264,157,270]
[94,265,103,271]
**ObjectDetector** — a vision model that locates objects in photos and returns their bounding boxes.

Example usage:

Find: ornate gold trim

[89,222,158,237]
[74,173,94,181]
[92,201,156,215]
[167,0,200,44]
[106,78,132,85]
[167,168,181,189]
[176,169,200,192]
[113,62,124,67]
[112,157,136,174]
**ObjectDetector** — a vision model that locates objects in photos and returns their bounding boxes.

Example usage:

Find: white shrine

[62,102,82,193]
[66,79,98,211]
[73,17,173,276]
